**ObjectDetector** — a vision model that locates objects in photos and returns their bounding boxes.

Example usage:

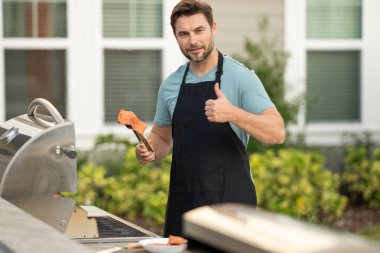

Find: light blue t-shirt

[153,55,275,148]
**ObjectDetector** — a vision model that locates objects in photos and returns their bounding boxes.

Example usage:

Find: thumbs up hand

[205,83,235,122]
[213,82,225,99]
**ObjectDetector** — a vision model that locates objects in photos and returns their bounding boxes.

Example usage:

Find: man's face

[174,13,216,63]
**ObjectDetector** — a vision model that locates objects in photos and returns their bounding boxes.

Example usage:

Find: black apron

[164,51,257,237]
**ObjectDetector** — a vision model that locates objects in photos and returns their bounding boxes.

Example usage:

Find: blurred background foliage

[233,17,302,154]
[341,134,380,208]
[66,134,171,229]
[68,132,380,240]
[251,149,347,224]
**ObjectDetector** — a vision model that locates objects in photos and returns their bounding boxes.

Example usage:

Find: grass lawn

[359,226,380,242]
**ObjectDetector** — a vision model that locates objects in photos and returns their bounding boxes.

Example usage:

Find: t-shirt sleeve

[241,71,275,114]
[153,83,172,126]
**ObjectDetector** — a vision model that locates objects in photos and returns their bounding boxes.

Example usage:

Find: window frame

[0,0,68,123]
[101,0,183,132]
[102,40,165,128]
[284,0,373,145]
[305,0,364,125]
[0,0,187,149]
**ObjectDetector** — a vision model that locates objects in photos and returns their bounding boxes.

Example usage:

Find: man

[135,0,285,236]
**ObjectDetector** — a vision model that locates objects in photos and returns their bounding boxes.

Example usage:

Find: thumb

[214,83,224,98]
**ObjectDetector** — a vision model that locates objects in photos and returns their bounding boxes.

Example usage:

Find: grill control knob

[0,127,19,144]
[63,146,77,159]
[55,145,77,159]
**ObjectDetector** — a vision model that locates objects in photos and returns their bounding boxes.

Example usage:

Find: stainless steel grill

[0,98,156,248]
[0,98,77,233]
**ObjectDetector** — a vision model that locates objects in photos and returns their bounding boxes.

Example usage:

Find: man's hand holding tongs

[135,141,156,164]
[117,109,156,164]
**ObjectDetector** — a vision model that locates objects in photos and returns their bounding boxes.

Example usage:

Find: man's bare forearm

[230,107,285,144]
[148,126,173,160]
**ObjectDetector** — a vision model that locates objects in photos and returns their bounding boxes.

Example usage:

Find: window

[307,0,362,39]
[102,0,163,123]
[5,50,67,119]
[103,0,163,38]
[3,0,67,37]
[305,0,362,123]
[306,51,360,122]
[104,50,161,122]
[2,0,67,120]
[0,0,180,147]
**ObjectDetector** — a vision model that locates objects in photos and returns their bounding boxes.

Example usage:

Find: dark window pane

[103,0,163,38]
[306,51,360,122]
[104,50,162,122]
[307,0,362,39]
[5,50,66,119]
[3,0,67,38]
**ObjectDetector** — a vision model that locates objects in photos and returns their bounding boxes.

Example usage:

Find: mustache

[187,45,203,50]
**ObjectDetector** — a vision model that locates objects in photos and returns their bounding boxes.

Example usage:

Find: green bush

[105,148,171,225]
[250,149,347,223]
[341,145,380,208]
[68,147,171,227]
[70,135,349,228]
[233,17,301,154]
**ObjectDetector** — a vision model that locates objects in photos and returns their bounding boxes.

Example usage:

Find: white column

[362,0,380,131]
[284,0,306,131]
[163,0,186,79]
[67,0,103,148]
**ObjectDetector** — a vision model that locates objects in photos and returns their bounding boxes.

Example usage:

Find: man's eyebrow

[194,25,206,30]
[177,25,206,33]
[177,30,188,35]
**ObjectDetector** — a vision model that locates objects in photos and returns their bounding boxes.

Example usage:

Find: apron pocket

[173,152,223,192]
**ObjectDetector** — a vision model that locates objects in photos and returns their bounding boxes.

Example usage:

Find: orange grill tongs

[117,109,154,152]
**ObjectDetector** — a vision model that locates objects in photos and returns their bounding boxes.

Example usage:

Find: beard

[181,38,214,63]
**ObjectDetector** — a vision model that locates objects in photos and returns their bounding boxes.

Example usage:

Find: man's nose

[189,34,199,45]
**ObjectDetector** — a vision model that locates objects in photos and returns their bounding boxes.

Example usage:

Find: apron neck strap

[215,50,224,84]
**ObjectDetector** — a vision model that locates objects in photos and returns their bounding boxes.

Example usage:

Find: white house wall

[207,0,284,56]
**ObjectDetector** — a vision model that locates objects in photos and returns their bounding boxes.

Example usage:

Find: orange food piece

[117,109,147,135]
[168,235,187,245]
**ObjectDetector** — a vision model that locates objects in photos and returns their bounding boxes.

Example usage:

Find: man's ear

[212,21,217,34]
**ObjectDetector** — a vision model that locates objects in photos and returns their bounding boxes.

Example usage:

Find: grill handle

[27,98,65,128]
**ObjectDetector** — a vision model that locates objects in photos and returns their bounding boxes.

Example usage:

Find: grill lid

[0,98,78,232]
[0,98,77,199]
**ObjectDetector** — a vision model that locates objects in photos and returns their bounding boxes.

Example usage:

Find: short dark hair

[170,0,214,33]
